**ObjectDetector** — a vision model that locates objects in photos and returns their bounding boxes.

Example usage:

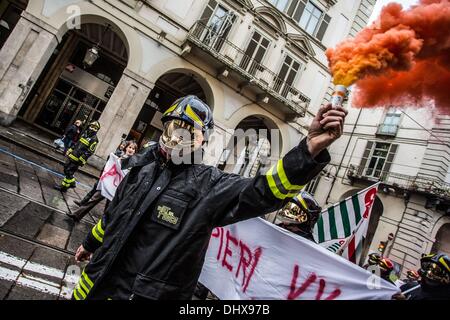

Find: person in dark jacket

[55,121,100,192]
[68,140,138,222]
[73,140,136,208]
[72,95,347,300]
[61,119,82,153]
[276,191,322,242]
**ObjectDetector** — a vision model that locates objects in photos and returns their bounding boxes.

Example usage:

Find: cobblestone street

[0,136,103,300]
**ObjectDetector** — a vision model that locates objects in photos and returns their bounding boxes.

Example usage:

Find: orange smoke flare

[326,0,450,112]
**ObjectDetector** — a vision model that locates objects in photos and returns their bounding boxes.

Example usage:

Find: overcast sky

[369,0,420,23]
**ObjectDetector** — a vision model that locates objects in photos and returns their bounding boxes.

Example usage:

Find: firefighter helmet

[419,253,450,284]
[88,121,101,132]
[278,191,321,225]
[161,95,214,134]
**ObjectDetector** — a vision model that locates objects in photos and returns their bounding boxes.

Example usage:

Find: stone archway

[432,223,450,256]
[220,114,282,177]
[19,21,129,136]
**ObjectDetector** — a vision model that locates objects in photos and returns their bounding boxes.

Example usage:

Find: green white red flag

[313,183,380,264]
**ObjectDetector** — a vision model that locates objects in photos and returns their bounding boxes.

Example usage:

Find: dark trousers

[61,160,79,189]
[79,181,99,204]
[71,190,105,220]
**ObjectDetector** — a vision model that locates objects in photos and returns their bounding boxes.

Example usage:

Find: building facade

[0,0,376,170]
[316,98,450,274]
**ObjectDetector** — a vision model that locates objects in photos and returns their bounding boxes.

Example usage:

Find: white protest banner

[96,153,125,201]
[199,218,399,300]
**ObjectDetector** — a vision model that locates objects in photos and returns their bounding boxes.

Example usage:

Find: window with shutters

[199,0,236,51]
[239,31,271,76]
[360,142,398,179]
[273,54,301,98]
[284,0,331,41]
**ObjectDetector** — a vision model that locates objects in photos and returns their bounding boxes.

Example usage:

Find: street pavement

[0,137,103,300]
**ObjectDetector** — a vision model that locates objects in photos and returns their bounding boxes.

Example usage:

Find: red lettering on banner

[211,227,263,293]
[288,264,342,300]
[211,227,224,260]
[242,247,261,293]
[222,230,238,272]
[288,265,317,300]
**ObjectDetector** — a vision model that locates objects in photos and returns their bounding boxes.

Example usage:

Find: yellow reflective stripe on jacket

[276,159,303,192]
[89,142,97,152]
[92,221,104,243]
[73,288,81,300]
[79,138,90,146]
[186,104,204,127]
[95,220,104,236]
[75,285,87,299]
[265,159,304,200]
[68,154,79,162]
[78,156,87,165]
[79,279,90,295]
[82,271,94,288]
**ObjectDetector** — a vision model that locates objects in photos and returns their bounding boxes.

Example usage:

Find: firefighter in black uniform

[398,253,450,300]
[72,95,347,300]
[55,121,100,192]
[276,191,322,242]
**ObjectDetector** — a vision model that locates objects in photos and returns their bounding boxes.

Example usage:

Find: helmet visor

[278,202,309,224]
[160,119,203,154]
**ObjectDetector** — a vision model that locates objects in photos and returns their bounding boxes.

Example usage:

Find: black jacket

[66,131,98,166]
[64,124,80,143]
[404,282,450,300]
[74,138,330,300]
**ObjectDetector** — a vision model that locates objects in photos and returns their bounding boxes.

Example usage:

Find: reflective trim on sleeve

[73,288,81,300]
[82,271,94,289]
[91,221,104,243]
[265,159,304,200]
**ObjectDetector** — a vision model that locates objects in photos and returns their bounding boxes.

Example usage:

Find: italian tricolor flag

[313,183,379,264]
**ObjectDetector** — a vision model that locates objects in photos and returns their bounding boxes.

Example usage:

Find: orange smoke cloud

[326,0,450,112]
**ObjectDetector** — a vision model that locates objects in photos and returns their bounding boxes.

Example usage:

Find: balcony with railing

[184,22,310,118]
[376,124,399,137]
[347,164,450,200]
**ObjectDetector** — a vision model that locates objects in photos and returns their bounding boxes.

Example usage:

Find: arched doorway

[432,223,450,256]
[339,189,384,265]
[127,71,212,148]
[220,115,282,177]
[0,0,28,49]
[19,22,128,136]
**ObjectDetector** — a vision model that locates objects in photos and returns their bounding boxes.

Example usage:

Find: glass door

[36,79,103,135]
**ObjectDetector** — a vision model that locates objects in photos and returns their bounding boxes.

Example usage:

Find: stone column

[0,12,59,125]
[91,69,153,166]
